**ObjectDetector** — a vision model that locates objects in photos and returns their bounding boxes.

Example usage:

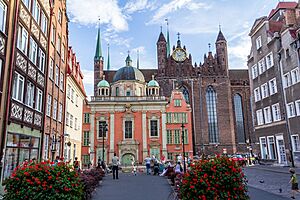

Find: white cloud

[67,0,128,32]
[102,30,132,48]
[228,33,251,69]
[149,0,211,24]
[124,0,157,14]
[132,46,146,55]
[81,69,94,85]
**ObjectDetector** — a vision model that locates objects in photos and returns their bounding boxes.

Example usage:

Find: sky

[66,0,289,97]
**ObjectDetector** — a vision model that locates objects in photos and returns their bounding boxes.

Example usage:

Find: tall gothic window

[180,86,190,104]
[206,86,219,143]
[234,94,246,143]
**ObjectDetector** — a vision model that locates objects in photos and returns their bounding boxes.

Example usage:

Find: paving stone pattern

[92,172,173,200]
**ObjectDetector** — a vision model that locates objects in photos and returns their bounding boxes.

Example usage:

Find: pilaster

[161,112,167,157]
[142,112,148,159]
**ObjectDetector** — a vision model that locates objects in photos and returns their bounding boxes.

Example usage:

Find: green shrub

[3,161,83,200]
[180,156,249,200]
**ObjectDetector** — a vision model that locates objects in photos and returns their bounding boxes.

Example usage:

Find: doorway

[276,135,287,164]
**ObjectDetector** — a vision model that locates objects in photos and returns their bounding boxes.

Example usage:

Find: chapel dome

[112,54,145,83]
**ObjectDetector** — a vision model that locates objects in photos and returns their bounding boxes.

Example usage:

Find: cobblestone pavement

[92,172,173,200]
[244,166,296,199]
[248,186,289,200]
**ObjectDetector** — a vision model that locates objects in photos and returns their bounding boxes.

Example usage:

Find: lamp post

[181,123,186,173]
[100,122,108,163]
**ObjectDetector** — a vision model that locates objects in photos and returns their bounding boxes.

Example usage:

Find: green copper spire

[94,26,102,61]
[107,43,110,71]
[165,19,170,57]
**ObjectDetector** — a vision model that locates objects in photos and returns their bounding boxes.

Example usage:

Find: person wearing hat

[289,168,299,199]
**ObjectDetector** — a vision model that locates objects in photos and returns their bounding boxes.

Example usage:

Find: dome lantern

[148,75,160,96]
[97,75,110,96]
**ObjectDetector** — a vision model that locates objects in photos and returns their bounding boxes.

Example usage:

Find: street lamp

[100,122,108,162]
[181,122,186,173]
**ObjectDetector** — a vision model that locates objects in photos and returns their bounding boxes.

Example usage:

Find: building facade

[86,52,193,166]
[248,2,300,166]
[101,30,252,156]
[64,47,85,164]
[43,0,68,162]
[0,0,18,179]
[2,0,50,179]
[83,25,251,166]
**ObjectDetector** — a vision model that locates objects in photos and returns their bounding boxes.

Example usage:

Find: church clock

[172,48,187,62]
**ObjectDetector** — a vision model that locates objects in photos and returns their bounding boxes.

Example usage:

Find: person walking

[112,153,119,179]
[289,168,299,199]
[144,155,151,175]
[73,157,80,172]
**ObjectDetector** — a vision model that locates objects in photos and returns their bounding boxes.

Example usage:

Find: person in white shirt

[144,156,151,175]
[112,153,119,179]
[174,161,183,174]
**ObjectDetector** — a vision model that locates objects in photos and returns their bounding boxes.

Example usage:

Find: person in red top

[73,157,80,172]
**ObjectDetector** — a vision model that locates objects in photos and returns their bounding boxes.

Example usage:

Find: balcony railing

[90,96,167,102]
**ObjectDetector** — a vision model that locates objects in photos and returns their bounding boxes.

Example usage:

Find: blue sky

[67,0,287,97]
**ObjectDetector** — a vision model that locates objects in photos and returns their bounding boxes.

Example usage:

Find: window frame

[256,36,262,50]
[38,48,45,73]
[17,24,28,55]
[35,87,43,112]
[256,109,264,125]
[55,65,59,86]
[25,81,35,108]
[269,78,277,95]
[263,106,272,124]
[272,103,281,122]
[287,102,296,118]
[46,94,51,117]
[12,72,25,102]
[292,134,300,152]
[29,37,38,65]
[0,0,7,33]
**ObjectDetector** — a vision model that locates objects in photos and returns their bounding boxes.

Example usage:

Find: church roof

[95,27,102,60]
[157,32,166,43]
[216,30,226,41]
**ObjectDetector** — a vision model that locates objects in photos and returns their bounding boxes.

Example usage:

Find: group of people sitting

[142,154,187,176]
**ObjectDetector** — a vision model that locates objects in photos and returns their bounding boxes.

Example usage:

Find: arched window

[106,89,108,96]
[206,86,219,143]
[101,88,105,95]
[116,87,119,96]
[180,86,190,104]
[234,94,246,143]
[152,88,155,95]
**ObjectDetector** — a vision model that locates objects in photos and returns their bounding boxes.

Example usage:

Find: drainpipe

[277,47,295,167]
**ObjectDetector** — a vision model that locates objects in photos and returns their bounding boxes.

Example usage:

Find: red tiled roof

[268,2,298,19]
[67,47,87,97]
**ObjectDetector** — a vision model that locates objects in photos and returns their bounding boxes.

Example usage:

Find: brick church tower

[215,29,229,76]
[94,27,104,96]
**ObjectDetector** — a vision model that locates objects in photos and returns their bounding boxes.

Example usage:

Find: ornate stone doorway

[121,153,135,166]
